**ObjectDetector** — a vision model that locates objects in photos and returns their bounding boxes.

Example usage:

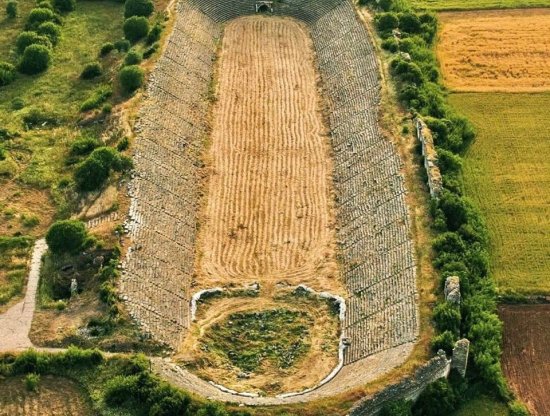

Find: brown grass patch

[437,9,550,92]
[0,375,93,416]
[500,304,550,416]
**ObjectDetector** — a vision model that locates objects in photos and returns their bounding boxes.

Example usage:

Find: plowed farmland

[437,9,550,92]
[198,16,340,294]
[0,376,93,416]
[500,305,550,416]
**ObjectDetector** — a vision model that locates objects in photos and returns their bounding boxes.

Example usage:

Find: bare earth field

[0,375,93,416]
[437,9,550,92]
[450,93,550,294]
[500,305,550,416]
[198,16,341,295]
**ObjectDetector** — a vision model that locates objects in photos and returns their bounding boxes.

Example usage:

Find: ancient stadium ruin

[121,0,419,402]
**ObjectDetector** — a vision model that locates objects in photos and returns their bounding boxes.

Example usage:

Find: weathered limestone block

[444,275,461,304]
[451,338,470,377]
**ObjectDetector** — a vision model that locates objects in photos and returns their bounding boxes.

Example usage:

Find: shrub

[509,401,529,416]
[37,1,53,10]
[124,49,142,65]
[433,301,461,335]
[22,106,61,127]
[11,97,25,109]
[142,42,158,59]
[74,156,109,191]
[412,379,458,416]
[375,12,399,32]
[19,44,52,75]
[119,64,143,93]
[100,42,115,56]
[37,22,61,45]
[102,103,112,114]
[381,37,398,52]
[116,136,129,151]
[380,399,412,416]
[79,85,112,112]
[431,330,457,354]
[123,16,149,42]
[25,7,55,30]
[46,219,88,254]
[53,0,75,12]
[6,0,18,18]
[146,22,162,45]
[0,62,16,87]
[24,373,40,392]
[114,38,130,52]
[70,137,99,156]
[16,31,52,54]
[124,0,153,18]
[399,12,422,33]
[80,61,102,79]
[149,390,192,416]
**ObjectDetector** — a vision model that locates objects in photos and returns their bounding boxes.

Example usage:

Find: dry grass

[413,0,550,10]
[0,375,94,416]
[450,93,550,294]
[437,9,550,92]
[198,16,341,295]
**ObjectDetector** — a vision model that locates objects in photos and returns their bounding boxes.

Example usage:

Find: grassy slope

[452,395,509,416]
[450,93,550,294]
[0,1,124,305]
[412,0,550,10]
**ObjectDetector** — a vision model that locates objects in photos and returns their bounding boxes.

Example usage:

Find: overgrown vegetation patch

[201,309,312,373]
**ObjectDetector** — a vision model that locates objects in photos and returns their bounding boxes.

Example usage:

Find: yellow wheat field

[437,9,550,92]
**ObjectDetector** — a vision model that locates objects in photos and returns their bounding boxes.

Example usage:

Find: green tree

[119,65,144,93]
[0,62,16,86]
[123,16,149,42]
[46,220,88,254]
[19,44,52,75]
[74,156,109,191]
[124,0,153,18]
[6,0,18,18]
[53,0,75,12]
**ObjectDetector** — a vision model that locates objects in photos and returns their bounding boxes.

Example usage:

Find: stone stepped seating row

[311,1,418,365]
[120,4,221,347]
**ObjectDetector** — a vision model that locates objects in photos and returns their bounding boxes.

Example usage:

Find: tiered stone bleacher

[310,1,418,364]
[123,0,418,365]
[120,4,221,348]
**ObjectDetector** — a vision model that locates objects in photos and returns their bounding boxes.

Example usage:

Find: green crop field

[412,0,550,10]
[450,93,550,295]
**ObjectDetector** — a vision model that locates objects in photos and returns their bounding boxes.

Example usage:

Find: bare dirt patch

[197,16,341,295]
[0,375,93,416]
[500,304,550,416]
[437,9,550,92]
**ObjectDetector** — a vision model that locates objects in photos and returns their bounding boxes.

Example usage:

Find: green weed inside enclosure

[201,309,313,372]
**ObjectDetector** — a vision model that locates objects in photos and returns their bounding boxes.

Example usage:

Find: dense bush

[433,301,461,335]
[100,42,115,56]
[80,85,112,112]
[53,0,75,12]
[70,136,99,156]
[375,12,399,32]
[6,0,18,18]
[18,44,52,75]
[37,21,61,45]
[24,373,40,391]
[46,220,88,254]
[430,330,457,354]
[74,146,132,191]
[38,1,54,10]
[114,38,131,52]
[119,64,143,93]
[80,61,102,79]
[22,106,61,127]
[142,42,158,59]
[124,49,142,65]
[146,22,162,45]
[25,7,56,30]
[124,0,153,18]
[0,62,16,86]
[16,31,52,53]
[123,16,149,42]
[412,379,459,416]
[380,399,412,416]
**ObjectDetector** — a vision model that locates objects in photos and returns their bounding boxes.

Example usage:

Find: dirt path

[0,239,47,351]
[197,16,341,294]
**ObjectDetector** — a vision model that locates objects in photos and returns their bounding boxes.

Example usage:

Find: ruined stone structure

[444,275,461,304]
[415,117,443,197]
[452,338,470,377]
[121,0,419,401]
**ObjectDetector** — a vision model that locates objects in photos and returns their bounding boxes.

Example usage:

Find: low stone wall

[349,351,451,415]
[415,118,442,198]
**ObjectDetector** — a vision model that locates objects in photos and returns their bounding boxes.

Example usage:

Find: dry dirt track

[198,16,341,294]
[500,305,550,416]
